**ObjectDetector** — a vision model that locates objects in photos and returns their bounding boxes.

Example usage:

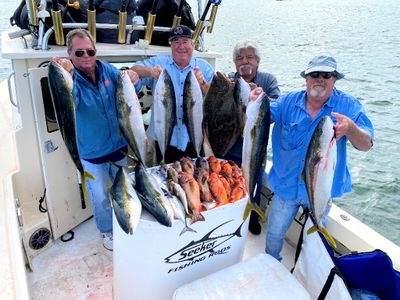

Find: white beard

[310,85,327,98]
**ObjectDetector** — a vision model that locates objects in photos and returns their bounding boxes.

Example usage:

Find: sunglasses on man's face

[308,71,336,79]
[74,49,96,57]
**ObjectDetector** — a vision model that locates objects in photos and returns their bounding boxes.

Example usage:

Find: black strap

[318,266,343,300]
[291,208,310,273]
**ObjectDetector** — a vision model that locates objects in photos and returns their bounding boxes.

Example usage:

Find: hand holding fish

[248,87,263,102]
[125,69,139,85]
[332,112,373,151]
[53,56,74,75]
[193,66,209,93]
[151,65,163,79]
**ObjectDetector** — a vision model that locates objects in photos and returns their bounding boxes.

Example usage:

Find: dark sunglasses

[309,71,336,79]
[74,49,96,57]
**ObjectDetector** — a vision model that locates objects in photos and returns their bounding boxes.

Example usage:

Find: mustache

[239,64,254,75]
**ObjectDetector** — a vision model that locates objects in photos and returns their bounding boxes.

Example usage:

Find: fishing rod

[118,0,128,43]
[172,0,185,28]
[87,0,96,42]
[207,0,221,33]
[144,0,160,43]
[192,0,221,46]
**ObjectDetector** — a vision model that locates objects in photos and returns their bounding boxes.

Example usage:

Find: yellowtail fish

[241,90,270,222]
[153,69,176,162]
[183,70,204,157]
[110,165,142,235]
[116,71,147,164]
[304,116,337,248]
[134,163,174,227]
[47,61,94,209]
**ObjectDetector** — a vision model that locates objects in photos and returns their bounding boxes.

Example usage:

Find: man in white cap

[260,55,374,261]
[131,25,214,163]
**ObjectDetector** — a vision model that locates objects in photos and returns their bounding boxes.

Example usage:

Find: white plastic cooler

[113,195,249,300]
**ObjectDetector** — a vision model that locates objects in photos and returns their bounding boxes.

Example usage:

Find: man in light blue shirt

[263,55,374,261]
[132,25,214,163]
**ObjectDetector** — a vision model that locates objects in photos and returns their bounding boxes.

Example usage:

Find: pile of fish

[112,156,248,235]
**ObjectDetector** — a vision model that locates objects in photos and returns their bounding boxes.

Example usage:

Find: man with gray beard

[262,55,374,261]
[226,40,280,235]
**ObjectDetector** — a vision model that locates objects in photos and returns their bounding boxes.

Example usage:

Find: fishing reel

[67,0,80,10]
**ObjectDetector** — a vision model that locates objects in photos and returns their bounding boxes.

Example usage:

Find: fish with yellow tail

[116,71,147,165]
[47,60,94,209]
[304,116,337,248]
[110,165,142,235]
[241,89,270,223]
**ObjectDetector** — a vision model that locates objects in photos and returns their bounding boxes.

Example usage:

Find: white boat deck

[26,217,295,300]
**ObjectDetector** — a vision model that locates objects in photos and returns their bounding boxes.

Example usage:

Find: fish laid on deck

[110,165,142,235]
[202,72,243,157]
[183,70,204,157]
[116,71,147,164]
[153,69,176,162]
[304,116,337,248]
[242,90,270,222]
[47,61,94,209]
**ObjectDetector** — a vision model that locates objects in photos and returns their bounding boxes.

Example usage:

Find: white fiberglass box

[113,196,249,300]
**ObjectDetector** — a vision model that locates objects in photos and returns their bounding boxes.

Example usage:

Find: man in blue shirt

[262,55,374,261]
[226,40,281,235]
[55,29,139,251]
[131,25,214,163]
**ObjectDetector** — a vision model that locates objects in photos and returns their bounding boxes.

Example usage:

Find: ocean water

[1,0,399,246]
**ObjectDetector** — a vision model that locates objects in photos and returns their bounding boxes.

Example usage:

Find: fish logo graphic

[165,220,243,264]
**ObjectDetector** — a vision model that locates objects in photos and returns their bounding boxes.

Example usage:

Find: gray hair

[232,40,261,62]
[66,29,96,52]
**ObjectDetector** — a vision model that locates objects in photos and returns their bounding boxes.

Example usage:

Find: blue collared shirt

[269,89,374,201]
[72,60,127,159]
[134,55,214,151]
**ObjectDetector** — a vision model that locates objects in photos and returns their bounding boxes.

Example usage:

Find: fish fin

[202,128,214,157]
[242,201,252,222]
[242,201,266,223]
[306,225,318,235]
[320,227,337,248]
[307,226,337,249]
[190,212,205,224]
[253,202,266,223]
[179,224,197,236]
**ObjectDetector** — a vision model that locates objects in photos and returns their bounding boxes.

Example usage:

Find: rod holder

[171,16,181,28]
[118,11,127,44]
[51,10,64,45]
[192,20,204,46]
[26,0,38,26]
[144,13,156,43]
[207,5,218,33]
[87,10,96,42]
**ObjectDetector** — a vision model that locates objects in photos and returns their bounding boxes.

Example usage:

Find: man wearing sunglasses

[131,25,214,163]
[54,29,139,251]
[259,55,374,261]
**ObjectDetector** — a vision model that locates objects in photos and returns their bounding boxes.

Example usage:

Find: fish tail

[242,200,266,223]
[81,171,95,209]
[307,225,337,249]
[179,224,197,236]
